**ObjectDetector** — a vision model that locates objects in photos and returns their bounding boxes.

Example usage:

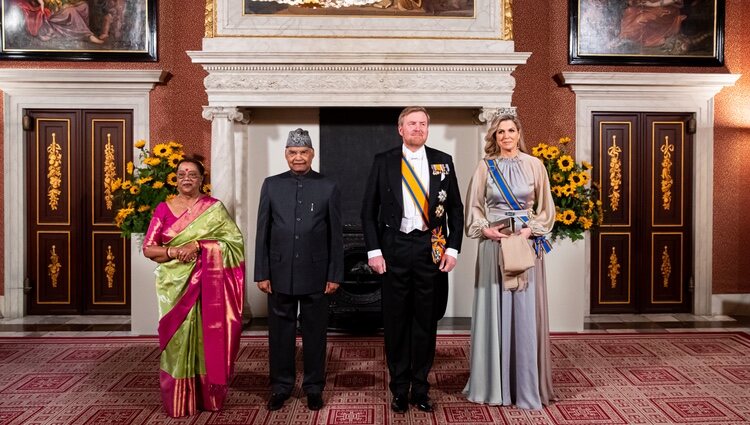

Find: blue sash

[485,159,553,255]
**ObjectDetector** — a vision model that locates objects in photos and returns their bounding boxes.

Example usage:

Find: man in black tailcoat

[255,128,344,412]
[361,106,464,413]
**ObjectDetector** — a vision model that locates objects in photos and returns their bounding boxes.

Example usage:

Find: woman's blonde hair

[483,114,527,158]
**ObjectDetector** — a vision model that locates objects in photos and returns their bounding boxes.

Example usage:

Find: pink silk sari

[143,197,245,417]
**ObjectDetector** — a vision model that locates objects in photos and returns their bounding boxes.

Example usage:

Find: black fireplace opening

[327,230,383,331]
[321,107,402,331]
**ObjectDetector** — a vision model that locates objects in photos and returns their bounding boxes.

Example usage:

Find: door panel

[596,232,632,309]
[591,113,693,314]
[26,109,132,315]
[84,112,132,314]
[27,112,82,314]
[642,116,692,312]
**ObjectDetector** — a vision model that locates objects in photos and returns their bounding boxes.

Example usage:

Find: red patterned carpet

[1,333,750,424]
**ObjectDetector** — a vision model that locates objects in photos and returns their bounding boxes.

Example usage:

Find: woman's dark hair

[177,158,206,176]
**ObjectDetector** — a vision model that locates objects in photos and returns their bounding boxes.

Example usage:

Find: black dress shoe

[267,393,289,411]
[410,394,434,412]
[307,393,324,410]
[391,394,409,413]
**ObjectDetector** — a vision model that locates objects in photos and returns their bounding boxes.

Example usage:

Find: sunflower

[561,184,575,197]
[134,139,146,149]
[143,157,161,167]
[111,178,122,192]
[167,172,178,186]
[152,181,165,189]
[568,172,583,187]
[126,161,134,174]
[578,216,593,229]
[543,146,560,160]
[138,205,151,213]
[138,176,153,185]
[152,143,171,158]
[561,210,577,225]
[552,173,564,183]
[167,153,183,168]
[166,194,177,202]
[585,199,595,212]
[558,136,572,145]
[531,145,546,157]
[557,155,574,172]
[578,171,589,185]
[202,183,212,195]
[129,185,141,195]
[582,161,593,170]
[114,207,134,227]
[167,140,182,150]
[555,212,564,222]
[121,180,132,190]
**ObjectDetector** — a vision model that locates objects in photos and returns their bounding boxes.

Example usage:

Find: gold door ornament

[47,133,63,211]
[608,247,620,289]
[103,133,116,211]
[105,245,116,289]
[48,245,61,288]
[661,245,672,288]
[607,135,622,212]
[660,136,674,211]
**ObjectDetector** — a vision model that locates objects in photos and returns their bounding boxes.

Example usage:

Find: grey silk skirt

[462,235,554,409]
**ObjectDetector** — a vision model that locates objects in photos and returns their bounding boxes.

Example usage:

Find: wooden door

[591,113,693,314]
[26,109,133,315]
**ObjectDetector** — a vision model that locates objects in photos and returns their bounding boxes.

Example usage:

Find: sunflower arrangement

[112,140,210,237]
[531,136,603,242]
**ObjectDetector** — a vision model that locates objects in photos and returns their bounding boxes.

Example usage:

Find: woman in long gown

[143,159,245,417]
[463,114,555,409]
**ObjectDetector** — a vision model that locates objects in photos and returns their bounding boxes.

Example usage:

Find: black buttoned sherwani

[254,170,344,395]
[361,145,464,398]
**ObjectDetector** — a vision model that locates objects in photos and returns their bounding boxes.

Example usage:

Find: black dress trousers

[381,227,440,397]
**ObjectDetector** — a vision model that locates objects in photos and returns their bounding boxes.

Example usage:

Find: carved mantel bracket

[202,106,252,124]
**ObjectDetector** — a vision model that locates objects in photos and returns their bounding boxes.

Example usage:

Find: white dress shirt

[400,145,430,233]
[368,144,457,260]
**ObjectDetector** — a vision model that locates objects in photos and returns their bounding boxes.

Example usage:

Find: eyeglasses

[176,172,201,180]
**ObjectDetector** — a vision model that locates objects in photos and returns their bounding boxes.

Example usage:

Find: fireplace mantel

[189,38,529,217]
[189,38,530,108]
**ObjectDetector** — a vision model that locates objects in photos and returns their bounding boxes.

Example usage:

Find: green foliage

[531,137,603,242]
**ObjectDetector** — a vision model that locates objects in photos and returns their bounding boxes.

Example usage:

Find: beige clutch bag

[501,234,536,274]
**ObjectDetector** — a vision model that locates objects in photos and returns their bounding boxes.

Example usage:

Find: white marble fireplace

[188,33,530,319]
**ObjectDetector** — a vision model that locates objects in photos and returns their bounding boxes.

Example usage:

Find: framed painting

[1,0,157,61]
[211,0,507,39]
[569,0,724,66]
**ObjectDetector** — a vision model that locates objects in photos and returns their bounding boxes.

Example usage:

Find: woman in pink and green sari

[143,159,245,418]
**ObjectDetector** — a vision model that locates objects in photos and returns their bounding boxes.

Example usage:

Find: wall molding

[0,69,166,318]
[561,71,741,315]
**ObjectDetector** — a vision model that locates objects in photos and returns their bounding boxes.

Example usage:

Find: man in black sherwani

[254,128,344,412]
[361,106,464,413]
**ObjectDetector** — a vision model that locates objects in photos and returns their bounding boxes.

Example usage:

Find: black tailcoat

[361,146,464,319]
